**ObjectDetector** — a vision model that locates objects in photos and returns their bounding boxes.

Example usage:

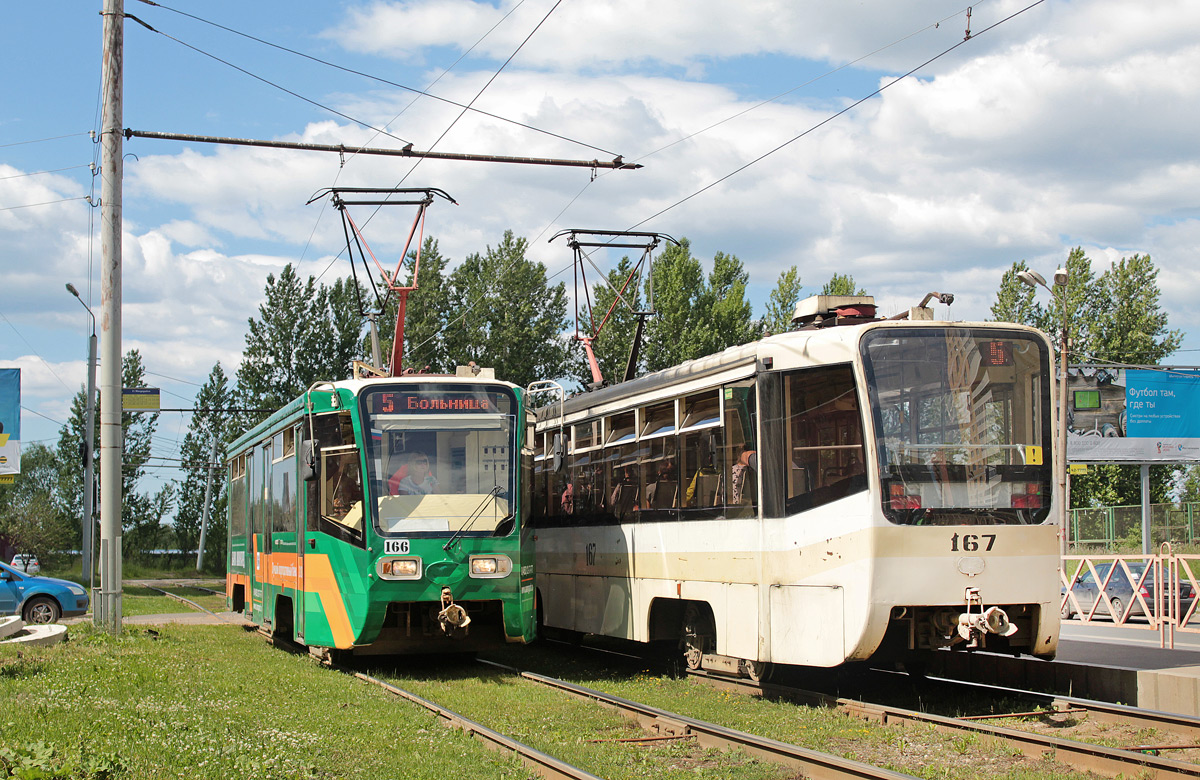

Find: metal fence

[1060,545,1200,649]
[1070,502,1200,549]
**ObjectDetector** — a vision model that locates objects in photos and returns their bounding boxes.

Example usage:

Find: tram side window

[722,380,758,518]
[681,427,723,520]
[784,365,867,513]
[229,455,247,537]
[271,432,295,534]
[639,435,679,520]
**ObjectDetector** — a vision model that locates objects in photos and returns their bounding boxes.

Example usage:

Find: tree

[1092,254,1183,366]
[695,251,757,357]
[641,240,757,373]
[0,443,73,564]
[821,273,866,296]
[174,362,231,568]
[442,230,571,388]
[762,266,803,336]
[642,240,708,373]
[989,260,1044,325]
[234,264,368,432]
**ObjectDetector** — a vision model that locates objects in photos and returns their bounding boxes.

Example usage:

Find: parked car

[0,560,89,624]
[10,554,40,575]
[1061,561,1196,621]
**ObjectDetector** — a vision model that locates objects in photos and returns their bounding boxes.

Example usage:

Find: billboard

[0,368,19,481]
[1066,366,1200,463]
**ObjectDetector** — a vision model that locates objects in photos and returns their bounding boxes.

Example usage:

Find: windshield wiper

[443,486,503,551]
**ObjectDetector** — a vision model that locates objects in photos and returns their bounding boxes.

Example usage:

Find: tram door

[294,423,306,641]
[252,441,271,622]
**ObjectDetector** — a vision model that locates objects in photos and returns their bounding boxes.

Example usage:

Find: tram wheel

[744,660,773,683]
[680,604,710,671]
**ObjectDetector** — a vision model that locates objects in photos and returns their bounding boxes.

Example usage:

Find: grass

[0,623,531,780]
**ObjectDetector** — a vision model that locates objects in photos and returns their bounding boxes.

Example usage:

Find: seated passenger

[391,452,438,495]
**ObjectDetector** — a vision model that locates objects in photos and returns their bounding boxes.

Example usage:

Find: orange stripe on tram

[304,554,355,649]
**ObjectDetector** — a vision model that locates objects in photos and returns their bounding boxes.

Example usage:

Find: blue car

[0,560,90,624]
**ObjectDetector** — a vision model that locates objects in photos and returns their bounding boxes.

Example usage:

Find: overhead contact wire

[131,0,617,157]
[124,14,415,147]
[627,0,1047,232]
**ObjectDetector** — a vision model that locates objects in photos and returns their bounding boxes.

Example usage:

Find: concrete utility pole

[196,434,219,572]
[98,0,124,632]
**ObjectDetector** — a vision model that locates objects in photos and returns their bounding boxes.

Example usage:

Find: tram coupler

[955,587,1016,646]
[437,586,471,638]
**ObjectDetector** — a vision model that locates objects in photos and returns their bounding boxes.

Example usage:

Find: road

[1058,618,1200,669]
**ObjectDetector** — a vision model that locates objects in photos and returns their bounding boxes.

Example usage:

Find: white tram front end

[531,303,1060,675]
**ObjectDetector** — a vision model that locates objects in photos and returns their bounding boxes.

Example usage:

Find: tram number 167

[950,533,995,552]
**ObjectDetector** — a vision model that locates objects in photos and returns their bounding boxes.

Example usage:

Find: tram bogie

[226,373,537,655]
[530,298,1061,675]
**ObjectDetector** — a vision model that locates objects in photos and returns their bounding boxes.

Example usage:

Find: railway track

[686,668,1200,779]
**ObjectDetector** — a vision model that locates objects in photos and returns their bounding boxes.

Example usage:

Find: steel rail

[351,671,604,780]
[140,583,216,615]
[910,668,1200,744]
[928,670,1200,746]
[687,670,1200,779]
[478,660,920,780]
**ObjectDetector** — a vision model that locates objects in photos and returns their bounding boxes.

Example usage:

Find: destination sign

[367,389,511,415]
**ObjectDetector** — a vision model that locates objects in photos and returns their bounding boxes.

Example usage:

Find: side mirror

[300,440,319,483]
[551,432,565,473]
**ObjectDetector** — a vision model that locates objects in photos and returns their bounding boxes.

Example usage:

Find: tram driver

[390,451,439,495]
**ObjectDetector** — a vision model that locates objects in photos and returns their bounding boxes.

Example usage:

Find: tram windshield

[862,327,1053,525]
[360,385,516,536]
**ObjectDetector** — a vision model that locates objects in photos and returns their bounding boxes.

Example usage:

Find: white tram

[529,296,1060,676]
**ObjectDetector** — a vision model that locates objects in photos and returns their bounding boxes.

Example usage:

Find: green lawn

[0,624,530,780]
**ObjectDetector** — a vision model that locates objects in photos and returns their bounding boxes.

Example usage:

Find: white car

[10,554,40,575]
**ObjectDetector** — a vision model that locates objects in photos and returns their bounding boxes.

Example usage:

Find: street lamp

[1017,268,1070,555]
[65,283,98,592]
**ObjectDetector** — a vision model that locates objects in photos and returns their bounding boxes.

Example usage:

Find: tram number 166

[950,533,995,552]
[384,539,411,555]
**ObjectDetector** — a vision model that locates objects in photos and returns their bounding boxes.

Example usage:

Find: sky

[2,0,1200,485]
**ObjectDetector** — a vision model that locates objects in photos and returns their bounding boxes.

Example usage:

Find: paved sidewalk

[64,611,253,627]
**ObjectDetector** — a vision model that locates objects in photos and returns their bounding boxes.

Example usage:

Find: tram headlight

[469,555,512,579]
[379,557,422,580]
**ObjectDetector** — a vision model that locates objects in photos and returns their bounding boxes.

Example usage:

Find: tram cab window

[305,411,364,546]
[783,365,867,513]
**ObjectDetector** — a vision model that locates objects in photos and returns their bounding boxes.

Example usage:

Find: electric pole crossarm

[125,130,642,170]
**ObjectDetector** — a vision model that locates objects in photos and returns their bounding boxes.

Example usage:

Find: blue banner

[1067,366,1200,463]
[0,368,20,477]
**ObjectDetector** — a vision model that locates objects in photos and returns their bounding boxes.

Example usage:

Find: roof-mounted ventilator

[791,295,878,329]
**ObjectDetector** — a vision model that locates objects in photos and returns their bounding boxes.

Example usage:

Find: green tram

[225,370,537,655]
